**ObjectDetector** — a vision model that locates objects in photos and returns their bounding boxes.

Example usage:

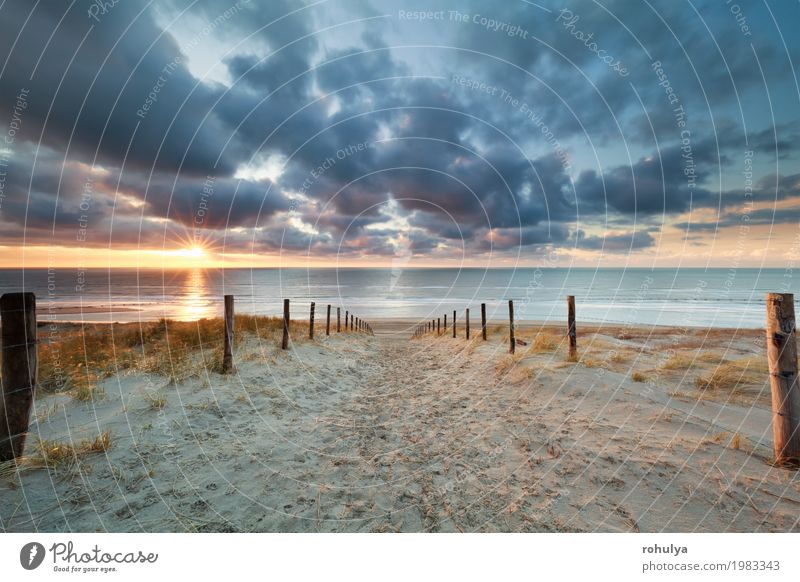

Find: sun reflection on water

[175,268,214,321]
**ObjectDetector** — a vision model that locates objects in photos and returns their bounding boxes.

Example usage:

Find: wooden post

[481,303,487,341]
[222,294,235,373]
[309,302,315,339]
[0,292,37,462]
[350,314,353,331]
[326,304,331,336]
[567,295,577,359]
[766,293,800,466]
[437,317,441,335]
[282,299,290,350]
[444,313,447,333]
[452,310,457,338]
[466,309,470,340]
[337,307,341,332]
[508,299,515,354]
[345,310,349,332]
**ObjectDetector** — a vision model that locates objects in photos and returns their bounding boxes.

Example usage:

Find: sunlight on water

[174,268,215,321]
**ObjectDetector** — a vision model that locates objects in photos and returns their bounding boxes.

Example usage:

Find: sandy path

[2,327,800,532]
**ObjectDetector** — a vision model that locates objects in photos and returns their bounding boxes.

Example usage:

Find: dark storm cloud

[575,229,656,251]
[0,0,247,176]
[0,0,798,259]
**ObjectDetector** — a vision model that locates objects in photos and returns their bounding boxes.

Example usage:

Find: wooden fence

[1,292,798,468]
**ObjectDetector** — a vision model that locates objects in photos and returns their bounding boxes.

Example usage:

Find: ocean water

[0,267,794,328]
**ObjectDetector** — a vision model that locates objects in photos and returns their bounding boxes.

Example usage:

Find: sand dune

[1,321,798,532]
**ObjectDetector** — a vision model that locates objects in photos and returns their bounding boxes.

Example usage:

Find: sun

[176,245,207,258]
[164,244,208,261]
[183,245,206,258]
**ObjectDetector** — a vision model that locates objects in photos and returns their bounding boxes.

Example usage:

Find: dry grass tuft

[73,379,105,402]
[495,354,517,375]
[144,392,167,410]
[631,372,648,383]
[35,431,113,471]
[607,352,628,364]
[510,365,535,382]
[694,351,729,364]
[694,363,743,391]
[529,333,558,353]
[660,352,696,370]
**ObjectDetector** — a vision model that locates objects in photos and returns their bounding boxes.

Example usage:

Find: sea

[0,267,794,329]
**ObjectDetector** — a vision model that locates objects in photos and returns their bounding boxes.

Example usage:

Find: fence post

[326,304,331,336]
[345,310,349,332]
[466,309,470,340]
[282,299,290,350]
[481,303,487,341]
[508,299,515,354]
[222,295,235,373]
[437,317,441,335]
[350,314,354,331]
[0,292,37,462]
[309,302,315,340]
[444,313,447,333]
[766,293,800,466]
[337,307,341,332]
[567,295,577,359]
[453,310,457,338]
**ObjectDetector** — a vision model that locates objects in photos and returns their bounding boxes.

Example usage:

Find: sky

[0,0,798,269]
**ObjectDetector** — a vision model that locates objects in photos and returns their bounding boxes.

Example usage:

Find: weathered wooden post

[766,293,800,466]
[466,309,470,340]
[0,292,37,462]
[508,299,515,354]
[337,307,341,332]
[452,310,457,338]
[345,310,349,332]
[567,295,577,359]
[481,303,487,341]
[350,314,354,331]
[326,304,331,336]
[437,317,441,335]
[444,313,447,333]
[282,299,290,350]
[309,302,316,340]
[222,294,235,373]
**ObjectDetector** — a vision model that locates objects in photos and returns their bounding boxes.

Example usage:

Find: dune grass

[35,316,313,398]
[659,352,696,370]
[35,431,113,472]
[694,363,745,391]
[529,333,558,353]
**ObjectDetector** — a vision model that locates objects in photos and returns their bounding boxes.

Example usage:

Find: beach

[1,318,797,533]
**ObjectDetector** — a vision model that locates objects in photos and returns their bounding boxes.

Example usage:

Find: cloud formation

[0,0,797,264]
